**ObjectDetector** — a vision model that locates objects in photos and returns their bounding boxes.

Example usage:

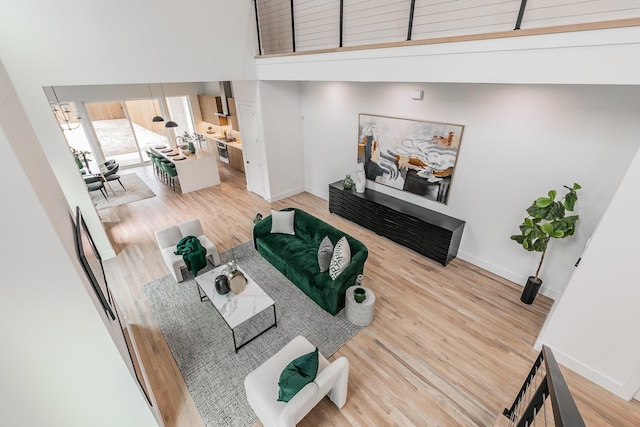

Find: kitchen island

[149,145,220,194]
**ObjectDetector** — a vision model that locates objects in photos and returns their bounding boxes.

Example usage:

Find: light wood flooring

[102,162,640,427]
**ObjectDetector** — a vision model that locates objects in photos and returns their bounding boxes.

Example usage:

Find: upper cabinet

[227,98,239,131]
[198,95,227,126]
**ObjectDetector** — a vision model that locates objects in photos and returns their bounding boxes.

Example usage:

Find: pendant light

[149,83,164,123]
[51,87,83,131]
[158,83,178,128]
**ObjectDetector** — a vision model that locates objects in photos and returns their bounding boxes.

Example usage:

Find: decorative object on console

[510,183,581,304]
[342,174,354,190]
[353,287,366,303]
[358,113,464,204]
[355,162,365,193]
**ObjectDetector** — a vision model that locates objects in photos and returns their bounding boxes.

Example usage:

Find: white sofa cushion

[271,209,295,235]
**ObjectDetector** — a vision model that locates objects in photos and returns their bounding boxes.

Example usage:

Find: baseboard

[268,186,306,203]
[457,250,561,301]
[533,343,634,400]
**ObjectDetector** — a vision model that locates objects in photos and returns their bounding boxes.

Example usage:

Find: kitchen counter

[205,133,242,148]
[204,134,245,173]
[149,145,220,193]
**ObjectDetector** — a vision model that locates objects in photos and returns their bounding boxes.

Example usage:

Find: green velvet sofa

[253,208,368,315]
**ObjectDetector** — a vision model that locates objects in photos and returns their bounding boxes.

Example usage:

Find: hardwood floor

[103,162,640,427]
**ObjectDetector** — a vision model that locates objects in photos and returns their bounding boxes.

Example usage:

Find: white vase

[355,163,366,193]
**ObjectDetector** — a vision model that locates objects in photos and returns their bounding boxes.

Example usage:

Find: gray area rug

[91,172,155,210]
[143,241,362,427]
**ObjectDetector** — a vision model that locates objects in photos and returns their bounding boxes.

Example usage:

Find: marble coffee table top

[195,264,275,329]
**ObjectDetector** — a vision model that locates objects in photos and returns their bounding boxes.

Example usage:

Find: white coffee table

[195,263,277,352]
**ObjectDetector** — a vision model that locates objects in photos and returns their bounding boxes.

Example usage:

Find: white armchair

[244,335,349,427]
[154,218,221,282]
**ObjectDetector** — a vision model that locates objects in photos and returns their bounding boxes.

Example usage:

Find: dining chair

[83,175,108,200]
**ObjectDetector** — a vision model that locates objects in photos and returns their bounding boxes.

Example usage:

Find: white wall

[301,81,640,299]
[256,25,640,85]
[537,145,640,400]
[0,62,157,427]
[258,81,305,201]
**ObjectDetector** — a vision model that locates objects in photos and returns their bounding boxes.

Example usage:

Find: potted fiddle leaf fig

[510,183,581,304]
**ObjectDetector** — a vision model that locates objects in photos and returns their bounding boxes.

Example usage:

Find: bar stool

[145,151,157,176]
[160,162,179,191]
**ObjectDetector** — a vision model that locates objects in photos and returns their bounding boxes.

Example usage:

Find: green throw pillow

[277,348,319,402]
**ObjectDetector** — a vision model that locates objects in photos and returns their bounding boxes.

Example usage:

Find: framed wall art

[75,206,115,320]
[358,114,464,204]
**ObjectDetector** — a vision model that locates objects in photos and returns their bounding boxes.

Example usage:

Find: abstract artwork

[358,114,464,204]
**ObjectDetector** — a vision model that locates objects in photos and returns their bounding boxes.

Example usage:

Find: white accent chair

[154,218,221,282]
[244,335,349,427]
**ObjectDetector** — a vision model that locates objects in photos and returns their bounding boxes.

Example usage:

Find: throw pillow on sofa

[270,209,295,235]
[329,236,351,280]
[317,236,334,273]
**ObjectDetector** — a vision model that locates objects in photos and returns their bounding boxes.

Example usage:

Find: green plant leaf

[535,197,553,208]
[513,184,581,256]
[532,236,549,252]
[511,234,525,243]
[564,191,577,211]
[540,223,554,235]
[527,203,552,219]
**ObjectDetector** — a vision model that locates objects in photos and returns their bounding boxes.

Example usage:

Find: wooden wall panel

[125,99,166,135]
[86,101,125,120]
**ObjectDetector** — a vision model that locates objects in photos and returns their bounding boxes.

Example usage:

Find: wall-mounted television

[75,206,115,320]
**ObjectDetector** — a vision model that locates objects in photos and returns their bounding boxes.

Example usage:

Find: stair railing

[503,345,585,427]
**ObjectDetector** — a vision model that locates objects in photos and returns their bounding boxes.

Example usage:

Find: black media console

[328,181,465,266]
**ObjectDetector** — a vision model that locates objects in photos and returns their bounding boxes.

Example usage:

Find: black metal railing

[503,345,585,427]
[253,0,640,56]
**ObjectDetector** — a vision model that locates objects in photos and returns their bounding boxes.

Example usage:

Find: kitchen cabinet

[198,95,227,126]
[227,98,239,131]
[227,144,244,173]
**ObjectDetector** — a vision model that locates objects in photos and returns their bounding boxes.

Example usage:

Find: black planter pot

[520,276,542,304]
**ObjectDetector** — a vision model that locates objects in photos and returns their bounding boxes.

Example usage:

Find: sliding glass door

[85,99,170,167]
